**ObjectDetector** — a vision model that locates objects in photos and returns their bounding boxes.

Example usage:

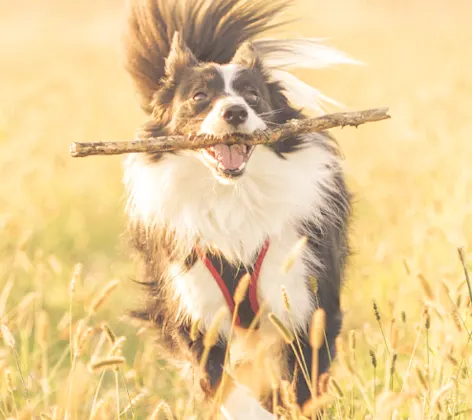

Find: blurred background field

[1,0,472,418]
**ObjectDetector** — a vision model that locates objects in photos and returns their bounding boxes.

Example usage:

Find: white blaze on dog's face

[197,64,267,181]
[157,36,283,183]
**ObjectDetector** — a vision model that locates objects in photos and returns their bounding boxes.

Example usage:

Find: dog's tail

[123,0,359,115]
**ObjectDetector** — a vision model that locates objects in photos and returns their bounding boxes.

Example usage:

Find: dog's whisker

[262,120,284,127]
[257,109,284,117]
[175,117,205,122]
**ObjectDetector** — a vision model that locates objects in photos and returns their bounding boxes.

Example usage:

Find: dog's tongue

[212,144,246,170]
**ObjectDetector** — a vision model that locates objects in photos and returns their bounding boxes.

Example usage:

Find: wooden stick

[70,107,390,158]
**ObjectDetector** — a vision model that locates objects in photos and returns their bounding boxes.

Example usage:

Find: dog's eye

[193,92,208,102]
[245,90,259,104]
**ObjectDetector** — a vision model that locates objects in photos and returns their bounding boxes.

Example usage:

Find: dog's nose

[222,105,248,126]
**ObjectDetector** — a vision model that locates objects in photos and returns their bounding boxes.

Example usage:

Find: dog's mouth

[202,144,254,179]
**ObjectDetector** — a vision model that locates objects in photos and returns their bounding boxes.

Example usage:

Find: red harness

[195,239,270,327]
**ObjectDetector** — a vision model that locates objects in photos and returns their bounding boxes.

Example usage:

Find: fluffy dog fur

[122,0,355,417]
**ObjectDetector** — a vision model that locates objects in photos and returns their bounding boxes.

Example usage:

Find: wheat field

[1,0,472,418]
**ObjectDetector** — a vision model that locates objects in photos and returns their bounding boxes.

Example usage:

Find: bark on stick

[70,107,390,158]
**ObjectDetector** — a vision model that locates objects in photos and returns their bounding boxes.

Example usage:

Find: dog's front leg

[188,337,227,396]
[187,330,275,419]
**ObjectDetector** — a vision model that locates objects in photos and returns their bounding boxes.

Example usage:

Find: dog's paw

[220,384,275,420]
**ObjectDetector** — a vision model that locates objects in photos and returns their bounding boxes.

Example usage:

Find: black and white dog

[123,0,355,417]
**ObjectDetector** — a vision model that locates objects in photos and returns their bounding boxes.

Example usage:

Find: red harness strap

[195,239,270,327]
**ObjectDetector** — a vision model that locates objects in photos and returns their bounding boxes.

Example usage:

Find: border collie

[123,0,355,417]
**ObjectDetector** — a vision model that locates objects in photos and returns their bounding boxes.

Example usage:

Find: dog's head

[152,33,297,184]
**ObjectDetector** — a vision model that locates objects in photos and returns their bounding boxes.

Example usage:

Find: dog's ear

[165,32,198,78]
[231,41,263,70]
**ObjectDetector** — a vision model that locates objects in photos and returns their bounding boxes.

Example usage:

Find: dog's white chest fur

[171,223,312,337]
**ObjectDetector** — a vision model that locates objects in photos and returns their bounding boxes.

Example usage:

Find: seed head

[189,319,200,342]
[402,257,411,275]
[88,279,120,314]
[108,336,126,357]
[423,306,430,330]
[101,323,116,344]
[348,330,356,352]
[415,366,428,392]
[447,354,458,366]
[309,276,318,295]
[121,392,147,415]
[282,236,307,273]
[389,319,398,350]
[4,368,14,392]
[268,313,294,344]
[281,285,291,311]
[417,274,434,300]
[280,380,296,406]
[88,356,126,372]
[401,311,406,323]
[234,273,250,305]
[149,401,175,420]
[373,301,381,322]
[390,353,398,376]
[369,349,377,368]
[76,327,94,356]
[70,263,83,295]
[431,382,454,412]
[1,324,15,348]
[310,309,326,350]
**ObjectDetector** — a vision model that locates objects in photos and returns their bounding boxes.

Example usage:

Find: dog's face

[153,34,283,183]
[171,64,271,182]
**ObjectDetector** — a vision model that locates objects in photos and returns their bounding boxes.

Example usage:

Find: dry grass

[1,0,472,418]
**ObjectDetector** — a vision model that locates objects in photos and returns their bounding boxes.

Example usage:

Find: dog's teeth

[237,162,246,170]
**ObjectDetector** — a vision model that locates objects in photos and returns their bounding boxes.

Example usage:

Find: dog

[122,0,355,417]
